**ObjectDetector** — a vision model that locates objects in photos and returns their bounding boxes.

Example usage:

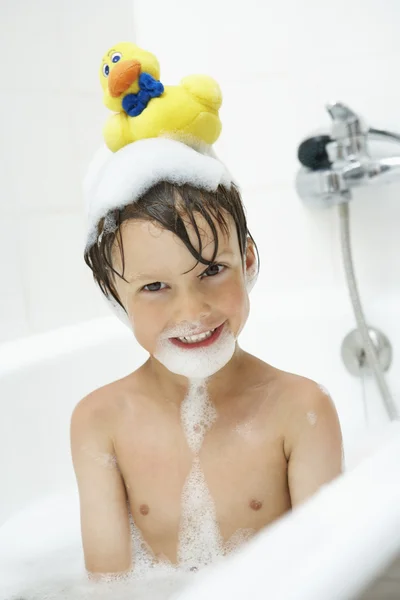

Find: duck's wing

[180,75,222,111]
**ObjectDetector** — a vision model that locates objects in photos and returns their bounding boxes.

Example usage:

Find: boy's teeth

[177,328,216,343]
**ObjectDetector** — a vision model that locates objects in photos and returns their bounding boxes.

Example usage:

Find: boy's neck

[144,343,248,408]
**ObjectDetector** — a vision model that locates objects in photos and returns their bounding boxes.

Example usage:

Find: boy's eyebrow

[128,250,235,283]
[128,272,164,283]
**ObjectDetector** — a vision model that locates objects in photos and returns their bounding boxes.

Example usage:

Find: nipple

[249,499,263,511]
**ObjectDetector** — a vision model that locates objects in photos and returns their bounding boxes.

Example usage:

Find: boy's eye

[202,263,225,277]
[141,264,225,293]
[142,281,165,292]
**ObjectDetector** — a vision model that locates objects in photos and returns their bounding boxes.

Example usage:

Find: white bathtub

[0,289,399,599]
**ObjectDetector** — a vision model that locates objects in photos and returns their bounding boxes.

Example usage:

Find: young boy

[71,173,343,581]
[70,42,343,583]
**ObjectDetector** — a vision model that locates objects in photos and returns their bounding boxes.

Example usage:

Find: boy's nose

[174,290,211,324]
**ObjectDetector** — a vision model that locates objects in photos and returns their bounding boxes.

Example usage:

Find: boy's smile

[169,320,225,348]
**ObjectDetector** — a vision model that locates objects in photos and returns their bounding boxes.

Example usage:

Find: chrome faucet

[296,101,400,208]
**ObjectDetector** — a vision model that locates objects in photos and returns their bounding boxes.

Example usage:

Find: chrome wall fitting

[296,102,399,420]
[296,101,400,208]
[341,327,392,377]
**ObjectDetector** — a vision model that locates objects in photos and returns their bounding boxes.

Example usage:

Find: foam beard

[154,321,237,379]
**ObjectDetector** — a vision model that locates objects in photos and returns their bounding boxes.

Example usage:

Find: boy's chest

[113,392,291,561]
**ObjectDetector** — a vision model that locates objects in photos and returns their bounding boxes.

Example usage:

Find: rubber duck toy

[99,42,223,152]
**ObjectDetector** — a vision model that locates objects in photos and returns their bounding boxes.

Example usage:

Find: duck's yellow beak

[108,60,141,98]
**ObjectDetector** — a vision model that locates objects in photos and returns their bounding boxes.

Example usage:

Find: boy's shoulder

[269,364,332,417]
[253,356,332,418]
[273,368,325,395]
[73,369,142,422]
[240,354,329,425]
[269,366,338,460]
[248,354,323,398]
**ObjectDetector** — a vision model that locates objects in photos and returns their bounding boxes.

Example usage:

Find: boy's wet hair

[84,181,259,313]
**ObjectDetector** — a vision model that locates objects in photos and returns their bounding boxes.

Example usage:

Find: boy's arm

[284,381,344,508]
[70,394,133,579]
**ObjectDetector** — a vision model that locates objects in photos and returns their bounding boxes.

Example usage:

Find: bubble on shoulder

[81,444,119,469]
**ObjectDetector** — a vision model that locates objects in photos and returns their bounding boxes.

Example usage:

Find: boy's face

[111,209,256,361]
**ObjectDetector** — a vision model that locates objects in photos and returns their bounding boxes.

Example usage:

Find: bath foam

[306,411,317,426]
[178,456,256,570]
[121,479,254,581]
[0,376,256,599]
[118,375,255,580]
[81,446,119,469]
[177,377,256,569]
[154,322,236,380]
[83,138,233,252]
[318,383,331,397]
[128,509,177,579]
[181,379,218,454]
[2,557,195,600]
[223,527,256,556]
[178,378,222,570]
[73,373,254,585]
[178,455,224,569]
[67,373,255,588]
[234,419,254,439]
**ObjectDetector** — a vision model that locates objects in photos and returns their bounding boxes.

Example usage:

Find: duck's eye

[111,52,122,63]
[102,64,110,77]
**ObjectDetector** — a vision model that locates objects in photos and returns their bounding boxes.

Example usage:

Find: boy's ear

[245,237,257,270]
[244,237,258,293]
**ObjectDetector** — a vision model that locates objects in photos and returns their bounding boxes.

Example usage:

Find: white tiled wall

[1,0,400,342]
[0,0,136,341]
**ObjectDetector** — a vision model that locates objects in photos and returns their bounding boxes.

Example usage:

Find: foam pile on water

[1,559,196,600]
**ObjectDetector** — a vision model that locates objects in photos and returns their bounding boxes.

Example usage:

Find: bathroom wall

[1,0,400,344]
[0,0,135,342]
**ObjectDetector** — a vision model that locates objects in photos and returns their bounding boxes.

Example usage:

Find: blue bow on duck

[122,73,164,117]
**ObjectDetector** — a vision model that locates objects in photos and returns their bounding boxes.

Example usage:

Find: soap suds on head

[84,138,233,250]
